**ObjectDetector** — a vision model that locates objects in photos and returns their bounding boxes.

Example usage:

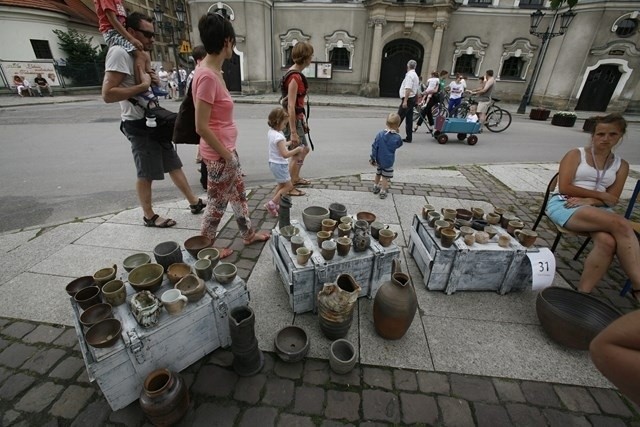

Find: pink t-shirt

[94,0,126,33]
[192,67,237,161]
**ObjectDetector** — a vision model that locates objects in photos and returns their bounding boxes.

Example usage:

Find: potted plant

[529,108,551,121]
[583,116,598,133]
[551,111,577,127]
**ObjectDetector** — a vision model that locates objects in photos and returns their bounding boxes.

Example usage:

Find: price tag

[526,248,556,291]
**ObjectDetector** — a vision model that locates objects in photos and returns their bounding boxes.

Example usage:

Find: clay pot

[66,276,96,297]
[74,286,101,310]
[130,291,163,328]
[153,241,183,271]
[274,326,310,363]
[352,220,371,252]
[302,206,330,232]
[373,260,418,340]
[167,263,192,285]
[93,264,117,287]
[329,203,347,222]
[317,274,361,340]
[229,306,264,375]
[140,369,190,426]
[175,274,206,302]
[329,339,357,374]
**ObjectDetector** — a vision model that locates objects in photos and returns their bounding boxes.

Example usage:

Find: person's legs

[397,101,408,125]
[136,178,155,220]
[404,96,416,142]
[477,101,490,125]
[425,96,438,126]
[36,86,43,97]
[372,172,381,194]
[168,168,200,206]
[288,120,310,185]
[577,231,616,293]
[449,98,461,115]
[201,159,229,241]
[17,85,24,96]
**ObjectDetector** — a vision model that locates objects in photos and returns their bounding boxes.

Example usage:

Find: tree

[53,29,105,86]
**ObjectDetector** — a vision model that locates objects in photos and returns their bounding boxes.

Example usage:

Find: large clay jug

[317,274,361,340]
[373,259,418,340]
[139,368,190,426]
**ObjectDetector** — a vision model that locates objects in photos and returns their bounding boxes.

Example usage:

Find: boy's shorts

[269,162,291,184]
[103,29,135,53]
[376,166,394,179]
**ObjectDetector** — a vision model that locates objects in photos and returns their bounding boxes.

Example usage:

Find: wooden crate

[271,220,400,314]
[72,259,249,411]
[408,215,533,294]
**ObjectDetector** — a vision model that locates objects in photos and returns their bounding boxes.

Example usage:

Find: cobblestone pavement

[1,166,639,426]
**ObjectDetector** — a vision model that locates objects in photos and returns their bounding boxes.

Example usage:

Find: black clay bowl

[456,208,473,221]
[328,203,347,221]
[536,287,622,350]
[471,219,488,231]
[128,263,164,292]
[65,276,96,297]
[73,286,101,310]
[356,211,377,225]
[184,235,213,258]
[274,326,310,363]
[85,318,122,348]
[79,303,113,328]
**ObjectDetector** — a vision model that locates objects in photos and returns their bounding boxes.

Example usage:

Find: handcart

[433,117,481,145]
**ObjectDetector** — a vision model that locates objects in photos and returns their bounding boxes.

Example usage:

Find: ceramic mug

[161,289,188,315]
[322,219,337,233]
[317,231,332,247]
[296,247,312,265]
[507,220,525,236]
[459,226,474,237]
[370,221,389,240]
[486,212,501,225]
[498,234,511,248]
[340,216,353,226]
[102,279,126,307]
[440,228,459,248]
[500,213,518,229]
[321,240,337,261]
[493,207,506,217]
[336,237,352,256]
[441,208,457,221]
[194,258,213,281]
[290,235,305,253]
[337,223,352,237]
[515,229,538,248]
[434,220,451,238]
[463,234,475,246]
[471,207,484,219]
[422,204,436,220]
[378,229,398,247]
[427,211,441,227]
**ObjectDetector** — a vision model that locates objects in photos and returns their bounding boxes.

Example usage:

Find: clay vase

[139,368,190,427]
[373,259,418,340]
[317,274,361,340]
[352,220,371,252]
[229,306,264,376]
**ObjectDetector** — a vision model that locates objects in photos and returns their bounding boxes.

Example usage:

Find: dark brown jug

[373,260,418,340]
[139,368,190,426]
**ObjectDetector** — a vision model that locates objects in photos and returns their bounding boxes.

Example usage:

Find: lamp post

[516,7,576,114]
[153,3,187,97]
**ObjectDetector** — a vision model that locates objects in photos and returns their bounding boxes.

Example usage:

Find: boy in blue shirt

[370,113,403,199]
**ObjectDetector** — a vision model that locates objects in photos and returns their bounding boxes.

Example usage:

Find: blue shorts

[376,166,394,179]
[546,194,612,227]
[269,162,291,184]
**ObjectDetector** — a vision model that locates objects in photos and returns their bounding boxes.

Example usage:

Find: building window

[454,55,477,75]
[500,57,524,79]
[324,30,357,71]
[468,0,491,6]
[30,40,53,59]
[450,37,488,77]
[518,0,544,8]
[615,18,638,37]
[284,47,293,67]
[279,29,311,68]
[329,48,350,70]
[497,38,537,80]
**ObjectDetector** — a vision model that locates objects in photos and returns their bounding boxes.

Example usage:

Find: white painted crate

[271,220,401,314]
[408,214,533,294]
[71,256,249,411]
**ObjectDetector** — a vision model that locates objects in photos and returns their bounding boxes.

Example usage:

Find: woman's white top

[569,147,621,192]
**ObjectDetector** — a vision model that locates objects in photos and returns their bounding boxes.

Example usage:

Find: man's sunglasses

[133,28,156,39]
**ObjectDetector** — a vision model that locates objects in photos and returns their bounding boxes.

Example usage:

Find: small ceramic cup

[290,235,305,253]
[507,220,525,236]
[441,208,457,221]
[317,231,332,247]
[484,226,498,240]
[459,226,474,237]
[378,229,398,247]
[500,213,519,229]
[463,234,475,246]
[440,228,458,248]
[498,234,511,248]
[194,258,213,281]
[74,286,101,310]
[486,212,501,225]
[321,240,337,261]
[337,223,352,237]
[493,207,506,217]
[370,221,388,240]
[340,216,353,226]
[101,279,126,307]
[336,237,352,256]
[322,218,337,233]
[296,247,312,265]
[161,289,188,315]
[471,207,484,219]
[434,220,451,238]
[515,229,538,248]
[93,264,117,287]
[427,211,441,227]
[422,204,436,220]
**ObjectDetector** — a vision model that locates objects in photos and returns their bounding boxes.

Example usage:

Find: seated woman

[546,114,639,299]
[13,75,31,97]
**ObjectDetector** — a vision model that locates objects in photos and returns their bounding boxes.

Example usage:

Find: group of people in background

[12,73,53,97]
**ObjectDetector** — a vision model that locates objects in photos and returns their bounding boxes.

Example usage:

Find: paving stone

[49,385,95,419]
[393,369,418,391]
[208,347,234,367]
[49,356,84,380]
[261,352,275,374]
[325,390,361,421]
[438,396,474,427]
[191,365,238,397]
[362,389,400,423]
[320,421,355,427]
[417,371,450,394]
[21,347,66,374]
[400,392,438,425]
[109,401,145,427]
[506,403,547,427]
[542,408,591,427]
[330,366,361,386]
[363,367,393,390]
[521,381,562,408]
[0,342,38,368]
[0,372,35,400]
[2,409,21,426]
[589,388,633,417]
[0,337,9,352]
[262,377,295,407]
[303,359,329,385]
[238,407,278,427]
[274,359,304,379]
[554,385,600,414]
[277,413,315,427]
[70,400,111,427]
[22,324,65,344]
[588,414,628,427]
[293,385,325,415]
[53,329,80,347]
[76,368,90,383]
[1,322,36,339]
[233,373,266,404]
[0,318,9,327]
[192,402,240,427]
[0,366,10,385]
[15,382,64,412]
[474,402,512,427]
[493,378,526,403]
[450,374,499,403]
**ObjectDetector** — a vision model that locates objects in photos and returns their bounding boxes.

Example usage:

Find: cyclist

[469,69,495,131]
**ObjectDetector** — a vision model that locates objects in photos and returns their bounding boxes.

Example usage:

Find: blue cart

[433,117,481,145]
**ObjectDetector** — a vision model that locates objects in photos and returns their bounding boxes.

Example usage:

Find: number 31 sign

[526,248,556,291]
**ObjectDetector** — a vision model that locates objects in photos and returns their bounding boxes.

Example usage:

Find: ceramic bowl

[175,274,206,302]
[128,263,164,292]
[274,325,310,363]
[122,253,151,273]
[167,263,192,285]
[279,225,300,241]
[153,241,183,271]
[328,203,347,221]
[184,235,213,258]
[484,226,498,240]
[471,219,488,231]
[65,276,96,297]
[85,318,122,348]
[93,265,117,286]
[213,263,237,285]
[73,286,102,310]
[475,231,490,244]
[197,248,221,267]
[356,211,377,225]
[79,303,113,328]
[455,208,473,221]
[302,206,330,232]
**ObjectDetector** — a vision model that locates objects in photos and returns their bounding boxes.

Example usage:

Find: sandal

[294,178,311,186]
[190,198,206,214]
[243,231,271,246]
[288,188,306,197]
[143,214,176,228]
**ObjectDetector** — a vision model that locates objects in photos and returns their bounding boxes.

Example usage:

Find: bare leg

[577,231,615,293]
[380,177,390,192]
[273,182,292,204]
[136,178,154,219]
[289,147,309,184]
[168,168,200,206]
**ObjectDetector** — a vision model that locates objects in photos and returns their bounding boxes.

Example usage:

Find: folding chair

[619,179,640,296]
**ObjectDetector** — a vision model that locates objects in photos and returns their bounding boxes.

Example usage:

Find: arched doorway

[379,39,424,98]
[222,52,241,93]
[575,64,622,111]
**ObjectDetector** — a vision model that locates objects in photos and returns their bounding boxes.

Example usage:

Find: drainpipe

[270,0,277,92]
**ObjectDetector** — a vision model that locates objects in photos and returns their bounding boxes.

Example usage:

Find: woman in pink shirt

[193,13,269,257]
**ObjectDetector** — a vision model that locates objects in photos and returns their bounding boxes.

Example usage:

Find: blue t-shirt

[370,130,403,169]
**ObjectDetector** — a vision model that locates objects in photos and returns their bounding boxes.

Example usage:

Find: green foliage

[52,28,105,86]
[550,0,578,10]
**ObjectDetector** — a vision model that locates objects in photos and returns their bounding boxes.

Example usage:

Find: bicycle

[451,96,512,133]
[412,93,449,130]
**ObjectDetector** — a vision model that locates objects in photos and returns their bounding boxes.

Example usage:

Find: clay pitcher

[139,368,190,426]
[373,259,418,340]
[317,274,361,340]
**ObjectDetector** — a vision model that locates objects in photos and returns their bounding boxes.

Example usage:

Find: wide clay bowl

[455,208,473,221]
[536,287,622,350]
[153,241,183,271]
[122,253,151,273]
[274,326,310,363]
[167,263,192,285]
[356,211,377,225]
[73,286,101,310]
[213,262,237,285]
[184,235,213,258]
[175,274,206,302]
[65,276,95,297]
[85,318,122,348]
[279,225,300,241]
[302,206,330,232]
[79,303,113,328]
[128,263,164,292]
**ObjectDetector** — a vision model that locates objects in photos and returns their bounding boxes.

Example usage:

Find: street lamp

[153,3,188,97]
[516,7,576,114]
